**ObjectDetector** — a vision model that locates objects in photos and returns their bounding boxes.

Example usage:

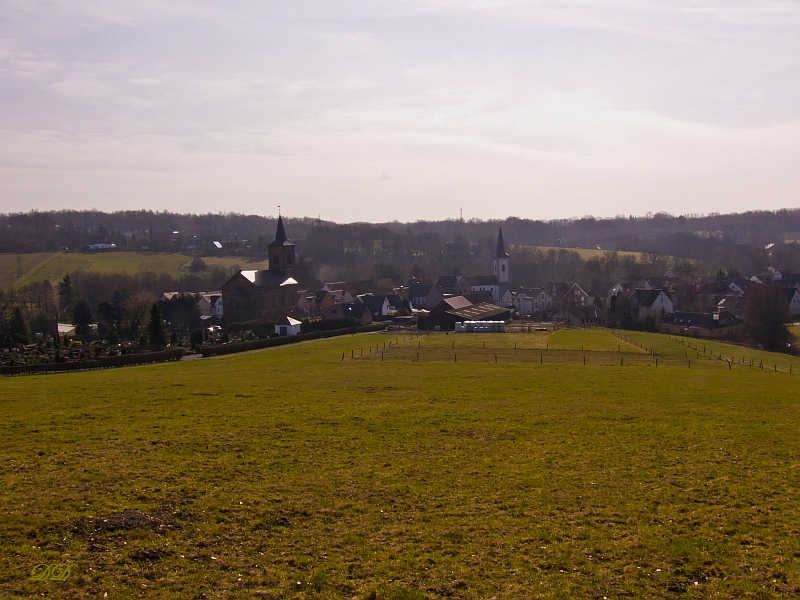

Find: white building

[514,288,554,316]
[199,293,223,318]
[275,316,302,336]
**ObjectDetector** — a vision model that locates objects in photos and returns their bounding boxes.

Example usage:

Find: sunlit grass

[2,330,800,598]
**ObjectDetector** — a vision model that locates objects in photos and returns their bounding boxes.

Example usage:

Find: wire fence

[339,330,799,374]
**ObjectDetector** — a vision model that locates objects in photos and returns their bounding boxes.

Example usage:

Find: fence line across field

[342,328,800,374]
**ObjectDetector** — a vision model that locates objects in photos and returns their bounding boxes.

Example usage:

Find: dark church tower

[269,215,296,277]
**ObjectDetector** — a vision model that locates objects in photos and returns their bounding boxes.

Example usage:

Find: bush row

[200,324,386,357]
[0,347,185,376]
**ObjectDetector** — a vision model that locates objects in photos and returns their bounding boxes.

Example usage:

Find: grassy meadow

[513,246,645,261]
[0,252,271,290]
[2,328,800,599]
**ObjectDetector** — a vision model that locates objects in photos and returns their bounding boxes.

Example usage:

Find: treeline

[0,263,241,344]
[6,207,800,255]
[6,208,800,292]
[0,210,321,254]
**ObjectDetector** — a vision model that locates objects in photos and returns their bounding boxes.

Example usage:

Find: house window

[502,265,506,272]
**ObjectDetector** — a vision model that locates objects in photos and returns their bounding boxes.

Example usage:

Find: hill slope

[0,252,271,290]
[2,329,799,598]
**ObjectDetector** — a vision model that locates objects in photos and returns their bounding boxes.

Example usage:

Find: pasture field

[2,329,800,599]
[513,246,645,261]
[0,252,271,290]
[0,253,59,290]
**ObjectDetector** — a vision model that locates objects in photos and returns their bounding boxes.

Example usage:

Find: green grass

[0,253,58,290]
[614,329,800,374]
[513,245,645,261]
[0,252,272,290]
[2,330,800,598]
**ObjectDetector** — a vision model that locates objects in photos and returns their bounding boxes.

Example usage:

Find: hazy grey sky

[1,1,798,222]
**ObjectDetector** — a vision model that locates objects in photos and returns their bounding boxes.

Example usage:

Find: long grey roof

[240,270,297,288]
[662,311,743,329]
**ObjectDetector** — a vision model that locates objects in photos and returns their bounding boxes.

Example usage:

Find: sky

[1,1,799,223]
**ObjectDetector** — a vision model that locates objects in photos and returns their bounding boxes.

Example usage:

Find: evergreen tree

[746,281,791,348]
[190,329,204,349]
[57,274,74,320]
[72,299,93,336]
[8,307,31,345]
[147,303,168,347]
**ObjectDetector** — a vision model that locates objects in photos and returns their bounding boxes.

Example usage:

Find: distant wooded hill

[3,208,800,287]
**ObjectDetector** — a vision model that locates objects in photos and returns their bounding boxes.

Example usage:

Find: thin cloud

[0,0,798,221]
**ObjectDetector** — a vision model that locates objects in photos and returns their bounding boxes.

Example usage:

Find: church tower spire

[269,215,296,276]
[493,226,510,284]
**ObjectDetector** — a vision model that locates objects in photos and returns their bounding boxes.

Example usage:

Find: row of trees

[0,302,169,348]
[6,208,800,255]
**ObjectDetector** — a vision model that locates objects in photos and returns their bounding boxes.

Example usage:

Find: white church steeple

[493,227,510,284]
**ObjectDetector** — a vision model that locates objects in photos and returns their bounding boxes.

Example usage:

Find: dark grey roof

[779,273,800,286]
[782,286,800,300]
[340,303,368,319]
[240,270,297,289]
[645,276,673,288]
[634,288,667,307]
[432,296,472,314]
[275,316,301,326]
[269,215,294,247]
[661,311,743,329]
[356,293,387,312]
[446,302,510,321]
[496,227,509,258]
[409,283,433,296]
[463,291,494,304]
[554,281,587,297]
[470,275,499,286]
[730,278,753,290]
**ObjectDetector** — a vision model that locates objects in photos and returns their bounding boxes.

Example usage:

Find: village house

[274,316,302,337]
[552,305,604,326]
[784,286,800,316]
[298,290,336,318]
[323,302,373,326]
[408,279,444,310]
[198,292,223,319]
[659,311,744,338]
[435,275,471,296]
[513,288,554,316]
[555,282,591,310]
[322,281,374,297]
[221,216,299,324]
[633,288,674,322]
[728,278,753,295]
[469,275,500,304]
[355,293,391,320]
